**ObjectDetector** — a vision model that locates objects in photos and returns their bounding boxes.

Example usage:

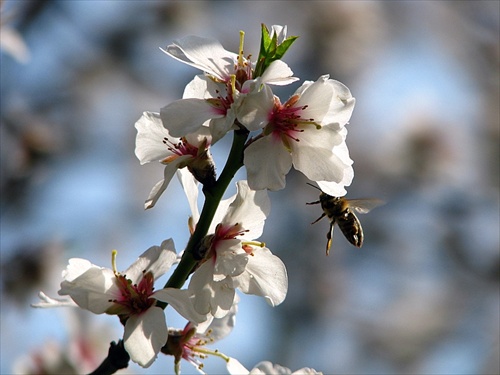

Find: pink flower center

[162,137,199,163]
[111,271,155,316]
[266,95,316,150]
[208,56,252,117]
[208,84,235,116]
[163,322,229,371]
[205,223,248,260]
[180,325,211,366]
[234,62,252,92]
[215,223,248,244]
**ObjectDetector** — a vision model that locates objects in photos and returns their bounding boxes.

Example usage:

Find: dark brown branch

[88,340,130,375]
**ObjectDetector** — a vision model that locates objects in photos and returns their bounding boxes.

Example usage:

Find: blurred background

[1,1,498,374]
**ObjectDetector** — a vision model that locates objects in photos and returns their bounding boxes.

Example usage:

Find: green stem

[157,128,249,307]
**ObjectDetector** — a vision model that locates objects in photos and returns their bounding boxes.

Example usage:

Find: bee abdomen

[337,211,364,247]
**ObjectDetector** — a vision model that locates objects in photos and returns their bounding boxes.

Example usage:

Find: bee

[307,184,384,255]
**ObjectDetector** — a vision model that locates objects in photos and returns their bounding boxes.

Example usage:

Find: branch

[88,340,129,375]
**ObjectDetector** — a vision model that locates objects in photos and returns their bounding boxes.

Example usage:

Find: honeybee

[307,184,384,255]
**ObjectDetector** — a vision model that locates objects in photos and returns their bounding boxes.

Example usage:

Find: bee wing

[346,199,385,214]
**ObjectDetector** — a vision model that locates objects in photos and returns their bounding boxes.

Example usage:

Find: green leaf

[275,36,299,60]
[255,24,298,78]
[258,24,272,60]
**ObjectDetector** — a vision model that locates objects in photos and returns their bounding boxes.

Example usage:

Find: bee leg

[326,222,335,256]
[311,213,326,224]
[306,200,321,205]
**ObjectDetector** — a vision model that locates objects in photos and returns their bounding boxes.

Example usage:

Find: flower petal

[237,84,274,131]
[189,262,236,318]
[209,113,237,143]
[252,361,282,374]
[183,74,225,100]
[153,288,207,324]
[184,125,213,147]
[196,295,238,341]
[209,192,234,234]
[316,168,353,197]
[177,168,200,224]
[291,126,348,183]
[161,98,222,138]
[214,239,248,277]
[162,36,238,81]
[222,180,270,239]
[296,76,355,129]
[188,261,216,315]
[60,258,93,281]
[134,111,174,164]
[210,279,236,319]
[123,306,167,368]
[322,80,355,129]
[144,155,192,209]
[227,358,250,375]
[252,361,292,374]
[296,75,334,123]
[316,134,354,196]
[292,367,324,375]
[260,60,298,86]
[233,247,288,307]
[244,135,292,191]
[31,291,77,308]
[58,260,116,314]
[270,25,287,42]
[123,239,177,282]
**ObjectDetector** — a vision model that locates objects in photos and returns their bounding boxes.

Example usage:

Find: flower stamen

[265,95,321,151]
[238,31,245,67]
[111,250,119,276]
[162,137,198,162]
[242,240,265,255]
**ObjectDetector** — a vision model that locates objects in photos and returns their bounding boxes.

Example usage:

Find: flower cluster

[34,24,356,374]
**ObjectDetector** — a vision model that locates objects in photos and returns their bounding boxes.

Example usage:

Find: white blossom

[57,240,178,368]
[227,359,323,375]
[160,35,297,140]
[184,180,288,318]
[135,111,214,209]
[240,75,355,194]
[162,298,238,375]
